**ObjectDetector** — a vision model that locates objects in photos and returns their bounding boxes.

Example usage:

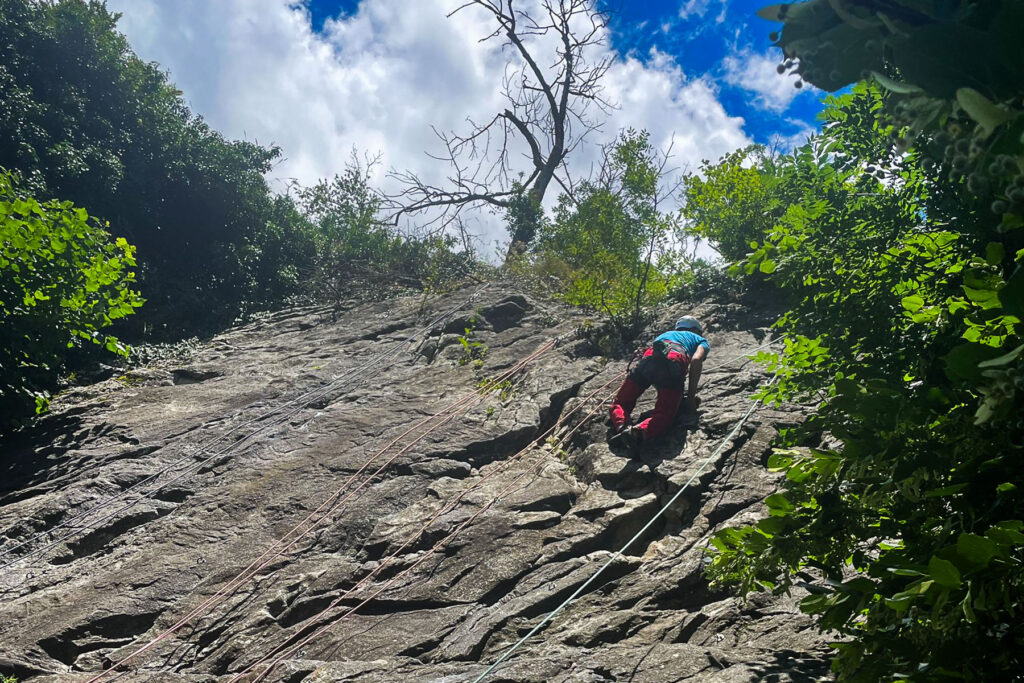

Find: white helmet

[675,315,703,334]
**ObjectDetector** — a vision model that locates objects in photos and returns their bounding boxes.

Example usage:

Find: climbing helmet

[675,315,703,334]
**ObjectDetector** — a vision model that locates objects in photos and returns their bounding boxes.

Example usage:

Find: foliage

[1,170,143,428]
[504,181,544,256]
[477,375,515,402]
[764,0,1024,230]
[531,129,677,334]
[667,257,739,303]
[702,5,1024,677]
[0,0,317,336]
[680,146,786,262]
[456,324,488,367]
[297,160,477,304]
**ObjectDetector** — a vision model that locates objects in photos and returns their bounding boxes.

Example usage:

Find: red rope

[230,374,623,682]
[86,340,556,683]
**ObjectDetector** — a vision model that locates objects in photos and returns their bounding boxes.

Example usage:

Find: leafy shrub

[524,129,676,338]
[0,170,143,428]
[702,7,1024,675]
[297,160,477,304]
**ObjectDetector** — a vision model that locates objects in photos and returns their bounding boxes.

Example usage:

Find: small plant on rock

[456,325,487,366]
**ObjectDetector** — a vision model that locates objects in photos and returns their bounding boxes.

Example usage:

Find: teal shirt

[654,330,710,357]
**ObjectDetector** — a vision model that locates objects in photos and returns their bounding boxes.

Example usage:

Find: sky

[106,0,825,253]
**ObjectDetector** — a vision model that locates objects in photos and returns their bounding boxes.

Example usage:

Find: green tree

[1,170,143,428]
[298,159,475,301]
[534,129,678,330]
[0,0,315,336]
[680,146,784,261]
[701,2,1024,677]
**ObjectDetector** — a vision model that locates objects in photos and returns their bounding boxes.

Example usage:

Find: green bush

[297,161,477,302]
[702,3,1024,674]
[0,170,142,427]
[529,129,676,335]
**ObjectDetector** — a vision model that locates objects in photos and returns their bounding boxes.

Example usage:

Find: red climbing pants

[609,348,688,440]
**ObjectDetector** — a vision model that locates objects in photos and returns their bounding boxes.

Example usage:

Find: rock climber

[609,315,710,447]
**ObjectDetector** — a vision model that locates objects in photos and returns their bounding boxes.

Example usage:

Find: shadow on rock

[0,412,90,500]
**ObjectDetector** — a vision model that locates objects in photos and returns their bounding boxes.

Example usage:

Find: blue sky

[109,0,826,253]
[303,0,826,146]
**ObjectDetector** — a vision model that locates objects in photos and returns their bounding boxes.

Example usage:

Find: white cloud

[107,0,750,253]
[677,0,726,22]
[775,119,816,151]
[722,49,810,113]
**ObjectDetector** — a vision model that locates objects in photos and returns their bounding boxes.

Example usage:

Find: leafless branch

[385,0,612,261]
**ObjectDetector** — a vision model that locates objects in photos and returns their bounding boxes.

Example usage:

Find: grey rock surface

[0,284,830,682]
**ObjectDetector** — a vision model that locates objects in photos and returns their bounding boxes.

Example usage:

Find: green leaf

[786,463,814,483]
[800,593,830,613]
[871,71,924,95]
[986,521,1024,546]
[765,493,795,514]
[945,344,1005,383]
[957,533,997,566]
[901,294,924,313]
[928,556,962,589]
[758,516,786,535]
[911,308,939,323]
[956,88,1014,135]
[985,242,1005,266]
[962,286,1001,309]
[977,344,1024,369]
[767,451,794,471]
[884,565,925,577]
[885,595,914,612]
[987,526,1024,547]
[963,590,978,622]
[999,267,1024,318]
[924,484,967,498]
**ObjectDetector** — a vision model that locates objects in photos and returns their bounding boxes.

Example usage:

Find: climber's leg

[636,386,684,439]
[609,376,646,431]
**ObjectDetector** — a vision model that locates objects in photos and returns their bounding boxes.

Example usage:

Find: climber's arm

[685,344,707,411]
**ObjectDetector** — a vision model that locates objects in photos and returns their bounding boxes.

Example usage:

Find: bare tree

[386,0,613,261]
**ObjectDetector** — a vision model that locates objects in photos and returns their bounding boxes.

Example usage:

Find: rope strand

[470,374,779,682]
[231,375,623,682]
[86,336,554,682]
[0,285,490,574]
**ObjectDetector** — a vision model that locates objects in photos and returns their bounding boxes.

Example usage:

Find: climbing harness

[471,372,779,682]
[0,285,491,575]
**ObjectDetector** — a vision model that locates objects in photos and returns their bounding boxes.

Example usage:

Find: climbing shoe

[610,425,643,450]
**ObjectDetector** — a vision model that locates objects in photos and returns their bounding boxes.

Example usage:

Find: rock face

[0,284,831,682]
